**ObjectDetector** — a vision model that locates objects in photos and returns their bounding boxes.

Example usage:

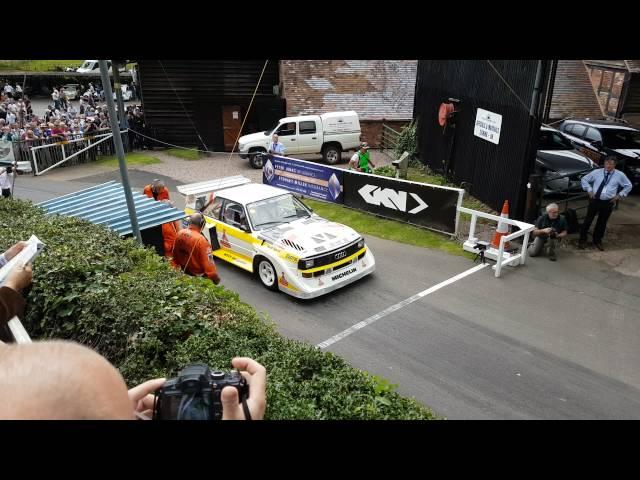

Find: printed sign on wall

[474,108,502,145]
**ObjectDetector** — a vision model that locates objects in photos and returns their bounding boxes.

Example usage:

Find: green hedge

[0,199,437,419]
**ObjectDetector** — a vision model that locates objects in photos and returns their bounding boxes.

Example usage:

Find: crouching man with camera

[528,203,568,262]
[0,340,266,420]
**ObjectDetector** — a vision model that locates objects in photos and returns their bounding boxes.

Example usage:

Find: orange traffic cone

[491,200,510,249]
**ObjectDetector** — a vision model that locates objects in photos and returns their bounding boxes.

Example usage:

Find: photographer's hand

[4,241,28,261]
[5,262,32,292]
[128,378,166,419]
[221,357,267,420]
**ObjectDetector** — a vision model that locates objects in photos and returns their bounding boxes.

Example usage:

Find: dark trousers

[580,199,614,244]
[1,188,11,198]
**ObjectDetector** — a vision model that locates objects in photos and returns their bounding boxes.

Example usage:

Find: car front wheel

[257,258,279,291]
[249,151,266,169]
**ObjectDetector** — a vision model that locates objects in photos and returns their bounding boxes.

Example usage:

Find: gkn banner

[263,155,344,204]
[343,170,463,235]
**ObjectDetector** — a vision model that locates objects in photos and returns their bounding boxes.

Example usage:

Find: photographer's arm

[221,357,266,420]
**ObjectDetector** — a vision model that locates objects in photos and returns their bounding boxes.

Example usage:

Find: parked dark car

[536,126,597,194]
[559,118,640,190]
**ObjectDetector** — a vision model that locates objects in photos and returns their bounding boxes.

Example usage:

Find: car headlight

[304,259,314,269]
[357,238,365,249]
[239,143,245,151]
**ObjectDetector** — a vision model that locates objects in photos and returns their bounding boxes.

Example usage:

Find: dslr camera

[153,363,249,420]
[549,228,558,239]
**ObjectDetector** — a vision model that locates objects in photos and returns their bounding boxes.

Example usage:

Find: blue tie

[595,172,610,200]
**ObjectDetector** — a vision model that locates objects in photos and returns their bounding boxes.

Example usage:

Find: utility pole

[99,60,142,244]
[112,61,129,130]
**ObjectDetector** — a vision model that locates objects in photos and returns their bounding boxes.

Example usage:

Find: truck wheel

[257,258,279,291]
[249,151,266,169]
[323,145,341,165]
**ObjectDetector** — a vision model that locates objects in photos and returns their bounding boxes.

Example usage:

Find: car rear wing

[176,175,252,197]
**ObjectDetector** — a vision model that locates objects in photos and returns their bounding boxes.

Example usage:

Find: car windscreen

[600,129,640,149]
[79,61,92,69]
[538,130,574,150]
[247,194,311,231]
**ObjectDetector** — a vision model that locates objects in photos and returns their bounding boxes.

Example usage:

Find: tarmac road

[12,167,640,419]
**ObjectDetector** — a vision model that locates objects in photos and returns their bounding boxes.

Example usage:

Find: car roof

[563,119,638,131]
[217,183,290,204]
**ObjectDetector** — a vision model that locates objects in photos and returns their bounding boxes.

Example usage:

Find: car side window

[563,124,574,134]
[222,201,249,231]
[203,195,224,220]
[277,122,297,137]
[570,124,587,138]
[583,127,602,143]
[299,121,316,135]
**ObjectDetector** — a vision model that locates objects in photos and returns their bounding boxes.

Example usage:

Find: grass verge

[95,153,161,168]
[303,199,473,259]
[165,147,200,160]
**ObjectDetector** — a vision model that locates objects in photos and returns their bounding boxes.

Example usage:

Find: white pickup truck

[238,111,361,168]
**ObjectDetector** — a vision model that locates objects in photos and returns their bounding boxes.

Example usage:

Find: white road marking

[316,263,489,350]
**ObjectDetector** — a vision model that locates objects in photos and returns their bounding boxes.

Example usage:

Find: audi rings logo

[334,251,347,260]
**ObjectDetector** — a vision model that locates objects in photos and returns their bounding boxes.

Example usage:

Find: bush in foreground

[0,199,437,419]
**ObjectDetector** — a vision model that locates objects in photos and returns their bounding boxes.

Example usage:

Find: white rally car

[177,176,375,299]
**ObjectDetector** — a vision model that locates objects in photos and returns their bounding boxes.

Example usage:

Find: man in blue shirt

[578,156,632,250]
[267,133,285,156]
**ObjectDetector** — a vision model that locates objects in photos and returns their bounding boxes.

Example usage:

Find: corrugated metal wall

[281,60,416,120]
[414,60,550,218]
[137,60,284,150]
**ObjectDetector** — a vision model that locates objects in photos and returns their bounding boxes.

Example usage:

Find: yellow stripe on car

[184,208,260,244]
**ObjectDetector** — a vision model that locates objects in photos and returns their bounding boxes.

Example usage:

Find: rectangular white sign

[474,108,502,145]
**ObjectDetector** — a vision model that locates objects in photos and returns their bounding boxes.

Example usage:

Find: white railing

[30,130,128,176]
[458,206,535,278]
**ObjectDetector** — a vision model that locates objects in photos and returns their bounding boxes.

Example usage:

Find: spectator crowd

[1,80,147,147]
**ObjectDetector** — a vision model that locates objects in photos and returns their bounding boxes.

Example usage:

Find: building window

[589,66,628,117]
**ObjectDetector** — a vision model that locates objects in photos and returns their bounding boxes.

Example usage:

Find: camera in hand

[153,363,249,420]
[549,228,558,239]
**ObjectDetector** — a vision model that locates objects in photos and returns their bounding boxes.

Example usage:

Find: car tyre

[249,150,266,169]
[323,145,341,165]
[257,258,279,291]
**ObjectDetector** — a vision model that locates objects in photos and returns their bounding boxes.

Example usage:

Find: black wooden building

[414,60,553,219]
[136,60,285,152]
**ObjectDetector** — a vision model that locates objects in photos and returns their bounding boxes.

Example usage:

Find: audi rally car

[177,176,375,299]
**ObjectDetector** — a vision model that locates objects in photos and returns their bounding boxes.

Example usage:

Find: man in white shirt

[51,88,60,110]
[0,166,15,198]
[3,83,14,98]
[267,133,285,156]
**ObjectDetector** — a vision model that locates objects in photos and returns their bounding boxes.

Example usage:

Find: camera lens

[211,371,225,380]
